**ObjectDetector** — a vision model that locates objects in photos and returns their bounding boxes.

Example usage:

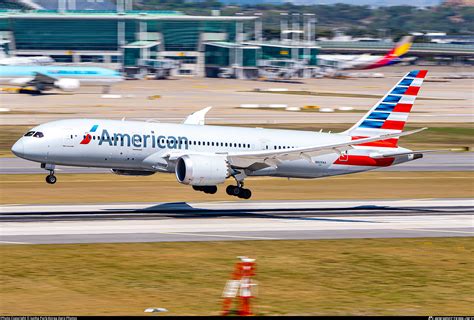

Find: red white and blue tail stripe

[344,70,428,148]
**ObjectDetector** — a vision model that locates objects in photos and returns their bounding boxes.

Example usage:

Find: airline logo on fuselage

[84,127,189,150]
[80,124,99,145]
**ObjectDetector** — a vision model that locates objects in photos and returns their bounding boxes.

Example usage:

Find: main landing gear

[41,163,57,184]
[226,185,251,199]
[226,177,252,199]
[193,185,217,194]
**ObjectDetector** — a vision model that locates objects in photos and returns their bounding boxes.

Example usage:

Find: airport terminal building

[0,10,320,78]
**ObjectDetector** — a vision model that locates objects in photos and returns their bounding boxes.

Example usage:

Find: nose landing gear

[45,173,57,184]
[41,163,57,185]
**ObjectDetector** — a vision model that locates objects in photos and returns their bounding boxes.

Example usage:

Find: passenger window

[24,131,35,137]
[33,132,44,138]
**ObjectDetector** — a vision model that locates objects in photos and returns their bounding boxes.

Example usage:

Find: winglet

[182,107,212,125]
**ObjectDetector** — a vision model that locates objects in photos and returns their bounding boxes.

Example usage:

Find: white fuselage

[317,54,381,70]
[11,119,413,179]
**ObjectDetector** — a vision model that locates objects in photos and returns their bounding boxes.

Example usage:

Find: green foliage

[134,1,472,38]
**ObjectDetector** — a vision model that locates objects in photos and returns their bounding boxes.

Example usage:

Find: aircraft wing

[32,72,57,85]
[226,128,427,169]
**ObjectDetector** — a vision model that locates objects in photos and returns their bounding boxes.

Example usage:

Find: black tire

[241,188,252,199]
[231,186,241,196]
[226,185,236,196]
[205,186,217,194]
[192,185,202,191]
[46,175,57,184]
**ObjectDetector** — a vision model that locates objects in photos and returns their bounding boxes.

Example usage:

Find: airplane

[317,36,415,72]
[12,70,432,199]
[0,54,54,66]
[0,65,123,93]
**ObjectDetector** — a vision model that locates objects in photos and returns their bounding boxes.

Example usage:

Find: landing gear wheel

[46,174,57,184]
[239,188,252,199]
[193,185,217,194]
[226,185,252,199]
[226,185,240,196]
[205,186,217,194]
[226,185,234,195]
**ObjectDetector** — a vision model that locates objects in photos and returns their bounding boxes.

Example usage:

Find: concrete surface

[1,153,472,174]
[1,198,472,244]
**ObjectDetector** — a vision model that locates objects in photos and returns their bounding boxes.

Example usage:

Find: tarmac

[1,153,472,174]
[1,198,472,245]
[1,65,473,126]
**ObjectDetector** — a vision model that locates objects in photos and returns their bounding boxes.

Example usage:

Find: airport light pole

[254,12,263,43]
[291,13,300,60]
[235,13,244,78]
[280,12,288,43]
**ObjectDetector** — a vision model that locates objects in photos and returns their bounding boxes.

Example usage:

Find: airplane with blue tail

[0,65,123,93]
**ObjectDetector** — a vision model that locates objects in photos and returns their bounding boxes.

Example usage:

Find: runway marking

[395,228,474,235]
[156,232,278,240]
[0,240,31,244]
[268,216,378,223]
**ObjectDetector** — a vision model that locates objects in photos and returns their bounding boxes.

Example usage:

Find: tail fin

[364,35,414,69]
[343,70,428,148]
[391,35,414,58]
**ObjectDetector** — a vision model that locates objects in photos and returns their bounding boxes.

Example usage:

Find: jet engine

[175,154,230,186]
[54,78,80,92]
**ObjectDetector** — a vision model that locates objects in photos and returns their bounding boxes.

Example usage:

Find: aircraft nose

[11,139,24,157]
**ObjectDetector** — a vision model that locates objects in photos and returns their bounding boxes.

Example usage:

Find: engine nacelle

[111,169,155,176]
[175,154,230,186]
[54,78,80,92]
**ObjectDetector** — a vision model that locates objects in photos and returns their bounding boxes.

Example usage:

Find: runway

[1,199,472,245]
[1,153,473,174]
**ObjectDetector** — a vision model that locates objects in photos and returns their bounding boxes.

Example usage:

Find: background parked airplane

[317,36,415,73]
[0,65,123,93]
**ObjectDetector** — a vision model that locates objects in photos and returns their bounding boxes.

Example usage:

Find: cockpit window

[24,131,35,137]
[33,132,44,138]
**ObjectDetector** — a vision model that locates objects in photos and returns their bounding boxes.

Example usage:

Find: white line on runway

[158,232,278,240]
[395,228,474,234]
[0,241,31,244]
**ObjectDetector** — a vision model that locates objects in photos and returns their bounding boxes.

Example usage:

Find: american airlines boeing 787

[12,70,431,199]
